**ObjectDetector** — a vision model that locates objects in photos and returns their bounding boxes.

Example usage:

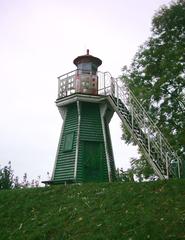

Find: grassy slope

[0,180,185,240]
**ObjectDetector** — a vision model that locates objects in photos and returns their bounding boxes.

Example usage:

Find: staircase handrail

[109,75,181,178]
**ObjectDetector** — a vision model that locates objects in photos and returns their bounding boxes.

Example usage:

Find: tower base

[51,94,116,183]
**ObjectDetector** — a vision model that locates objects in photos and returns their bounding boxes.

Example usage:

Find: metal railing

[57,70,112,98]
[58,70,77,98]
[109,77,182,179]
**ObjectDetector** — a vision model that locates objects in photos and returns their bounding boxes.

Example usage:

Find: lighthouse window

[78,63,91,74]
[92,63,97,74]
[63,132,74,151]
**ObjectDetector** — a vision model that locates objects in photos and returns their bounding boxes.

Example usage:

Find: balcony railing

[57,70,113,98]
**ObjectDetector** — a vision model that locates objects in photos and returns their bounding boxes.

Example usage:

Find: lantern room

[74,50,102,95]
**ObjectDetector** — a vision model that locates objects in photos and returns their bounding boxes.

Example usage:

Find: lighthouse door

[83,141,103,182]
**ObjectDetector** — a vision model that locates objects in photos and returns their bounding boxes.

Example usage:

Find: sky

[0,0,171,182]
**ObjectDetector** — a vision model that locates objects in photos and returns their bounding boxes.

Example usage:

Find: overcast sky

[0,0,171,182]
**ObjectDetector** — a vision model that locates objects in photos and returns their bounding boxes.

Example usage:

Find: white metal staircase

[103,74,181,179]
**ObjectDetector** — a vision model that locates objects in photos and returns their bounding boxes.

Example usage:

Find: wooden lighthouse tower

[43,50,182,185]
[51,50,116,183]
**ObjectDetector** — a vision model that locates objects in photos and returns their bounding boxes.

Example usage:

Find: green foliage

[121,0,185,177]
[116,168,134,182]
[0,181,185,239]
[116,158,155,182]
[0,162,13,190]
[0,162,41,190]
[130,157,157,182]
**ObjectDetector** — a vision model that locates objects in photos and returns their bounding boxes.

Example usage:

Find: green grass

[0,180,185,240]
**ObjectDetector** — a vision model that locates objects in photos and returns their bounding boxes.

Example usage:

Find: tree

[130,157,157,182]
[0,162,14,189]
[121,0,185,178]
[116,168,134,182]
[0,162,41,190]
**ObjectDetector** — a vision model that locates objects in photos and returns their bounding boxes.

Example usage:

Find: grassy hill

[0,180,185,240]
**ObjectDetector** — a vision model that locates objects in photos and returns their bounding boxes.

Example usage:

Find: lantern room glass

[78,63,97,75]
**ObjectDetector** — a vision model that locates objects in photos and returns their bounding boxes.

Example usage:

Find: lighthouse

[42,50,182,185]
[50,50,116,183]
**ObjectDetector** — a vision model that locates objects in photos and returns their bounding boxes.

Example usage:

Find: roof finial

[86,49,89,55]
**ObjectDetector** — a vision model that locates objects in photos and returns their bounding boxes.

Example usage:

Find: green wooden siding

[77,102,108,182]
[53,100,115,183]
[53,103,78,182]
[104,119,116,180]
[83,141,104,182]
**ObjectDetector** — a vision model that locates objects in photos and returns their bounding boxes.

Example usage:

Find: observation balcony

[57,70,114,99]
